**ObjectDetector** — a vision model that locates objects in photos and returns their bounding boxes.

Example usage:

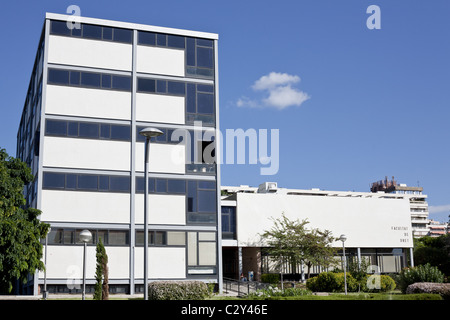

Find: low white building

[221,182,414,281]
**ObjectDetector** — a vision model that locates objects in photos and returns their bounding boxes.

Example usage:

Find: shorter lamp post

[80,229,92,300]
[43,227,51,300]
[339,234,347,295]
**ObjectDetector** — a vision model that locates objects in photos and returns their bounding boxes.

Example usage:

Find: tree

[94,238,109,300]
[0,148,49,293]
[260,213,337,280]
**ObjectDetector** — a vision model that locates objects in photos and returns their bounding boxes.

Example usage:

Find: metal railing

[223,277,270,297]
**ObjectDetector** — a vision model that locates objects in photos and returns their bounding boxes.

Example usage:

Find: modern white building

[16,13,221,295]
[221,182,415,281]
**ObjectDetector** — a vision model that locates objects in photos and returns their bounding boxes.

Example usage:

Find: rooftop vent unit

[258,182,278,193]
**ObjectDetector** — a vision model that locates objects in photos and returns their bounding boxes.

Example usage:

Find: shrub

[248,286,311,299]
[261,273,280,284]
[360,274,396,292]
[148,281,209,300]
[306,272,357,292]
[397,264,445,293]
[406,282,450,300]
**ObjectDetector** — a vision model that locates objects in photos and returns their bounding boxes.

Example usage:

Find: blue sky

[1,0,449,221]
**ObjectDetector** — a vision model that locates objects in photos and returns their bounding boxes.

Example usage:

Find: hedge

[148,281,210,300]
[406,282,450,300]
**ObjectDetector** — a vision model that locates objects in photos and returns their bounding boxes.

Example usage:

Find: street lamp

[80,229,92,300]
[43,227,51,300]
[139,127,163,300]
[339,234,347,295]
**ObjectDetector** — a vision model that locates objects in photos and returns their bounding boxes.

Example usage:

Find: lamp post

[139,127,163,300]
[80,229,92,300]
[339,234,347,295]
[43,227,51,300]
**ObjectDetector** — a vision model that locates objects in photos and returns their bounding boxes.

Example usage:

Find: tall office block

[16,13,221,295]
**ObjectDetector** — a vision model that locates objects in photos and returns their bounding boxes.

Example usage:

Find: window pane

[197,84,214,93]
[113,28,132,43]
[64,229,75,244]
[70,71,81,85]
[186,37,196,66]
[186,83,196,113]
[66,174,77,189]
[156,179,167,193]
[68,122,78,136]
[197,38,213,47]
[157,80,166,93]
[81,72,101,87]
[197,47,213,68]
[83,24,102,39]
[198,180,216,189]
[197,93,214,114]
[198,190,216,212]
[102,27,113,40]
[109,231,128,245]
[48,229,63,244]
[43,172,65,189]
[154,231,166,245]
[99,175,109,191]
[100,124,111,139]
[50,20,71,36]
[138,31,156,45]
[112,75,131,91]
[168,179,186,194]
[110,176,130,192]
[98,230,108,245]
[48,69,69,85]
[187,180,197,212]
[136,177,144,193]
[46,120,67,136]
[101,74,112,88]
[167,232,186,245]
[168,81,185,95]
[168,35,185,49]
[77,175,98,190]
[79,122,99,138]
[137,78,155,93]
[157,34,166,46]
[111,125,130,141]
[199,232,215,241]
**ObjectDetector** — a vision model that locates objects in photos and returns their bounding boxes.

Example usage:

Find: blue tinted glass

[83,24,102,39]
[138,31,156,45]
[81,72,101,87]
[66,174,77,189]
[68,122,78,136]
[167,35,185,48]
[136,177,144,193]
[48,69,69,85]
[99,175,109,191]
[198,190,216,212]
[148,178,155,192]
[100,124,111,139]
[43,172,65,189]
[156,179,167,193]
[186,38,196,66]
[136,127,146,142]
[198,180,216,190]
[187,180,197,212]
[70,71,80,85]
[112,75,131,91]
[197,84,214,93]
[101,74,111,88]
[197,38,213,47]
[197,93,214,114]
[187,84,196,113]
[197,47,213,68]
[46,120,67,136]
[157,80,166,93]
[78,175,98,190]
[155,128,167,142]
[138,78,155,93]
[79,122,99,138]
[50,20,71,36]
[110,176,130,192]
[113,28,132,43]
[102,27,113,40]
[168,81,185,95]
[71,26,81,37]
[168,179,186,193]
[111,125,130,141]
[157,34,166,46]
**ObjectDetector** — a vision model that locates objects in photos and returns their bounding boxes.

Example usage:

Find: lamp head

[339,234,347,242]
[139,127,164,138]
[79,229,92,243]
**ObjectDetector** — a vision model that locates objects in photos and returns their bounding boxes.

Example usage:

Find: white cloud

[429,204,450,214]
[237,72,310,110]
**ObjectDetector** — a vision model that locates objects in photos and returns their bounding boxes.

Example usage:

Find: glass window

[168,179,186,194]
[199,232,215,241]
[198,190,216,212]
[48,228,63,244]
[110,125,130,141]
[154,231,166,245]
[168,35,185,49]
[112,75,131,91]
[83,24,102,39]
[157,34,166,46]
[100,124,111,139]
[167,232,186,245]
[197,38,213,47]
[197,84,214,93]
[51,20,71,36]
[66,174,77,189]
[197,93,214,114]
[81,72,101,87]
[43,172,65,189]
[48,69,69,85]
[186,38,196,66]
[98,230,108,244]
[156,179,167,193]
[70,71,81,85]
[79,122,99,138]
[138,78,156,93]
[109,231,129,245]
[102,27,113,40]
[157,80,167,93]
[99,175,109,191]
[187,180,197,212]
[138,31,156,46]
[77,175,98,190]
[168,81,185,95]
[101,74,112,88]
[64,229,75,244]
[113,28,132,43]
[198,180,216,189]
[46,120,67,136]
[110,176,130,192]
[71,26,81,37]
[68,122,78,136]
[197,47,213,68]
[186,83,196,113]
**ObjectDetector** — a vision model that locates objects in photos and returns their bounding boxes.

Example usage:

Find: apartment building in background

[16,13,220,295]
[370,177,430,237]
